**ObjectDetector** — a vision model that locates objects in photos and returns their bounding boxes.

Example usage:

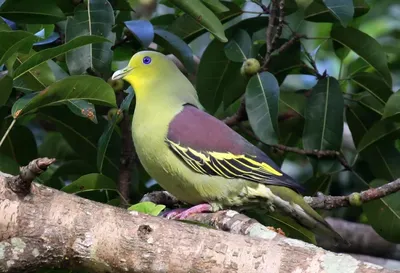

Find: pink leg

[162,208,187,219]
[172,204,213,220]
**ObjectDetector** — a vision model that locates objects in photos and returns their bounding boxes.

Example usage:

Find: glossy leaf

[66,0,115,75]
[352,92,384,116]
[331,26,392,86]
[0,0,65,24]
[168,0,227,42]
[14,36,110,79]
[168,1,242,42]
[201,0,229,13]
[303,77,344,152]
[153,28,195,74]
[124,20,154,48]
[363,179,400,243]
[305,0,369,23]
[383,91,400,120]
[351,72,392,104]
[321,0,354,26]
[0,153,19,175]
[62,173,117,194]
[128,202,166,216]
[0,72,12,106]
[246,72,280,145]
[224,29,251,62]
[12,75,116,118]
[357,119,400,153]
[0,31,38,66]
[66,100,98,124]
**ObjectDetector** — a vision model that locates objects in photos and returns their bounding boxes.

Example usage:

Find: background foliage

[0,0,400,265]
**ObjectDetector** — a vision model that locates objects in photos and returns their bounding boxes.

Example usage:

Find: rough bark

[0,170,398,273]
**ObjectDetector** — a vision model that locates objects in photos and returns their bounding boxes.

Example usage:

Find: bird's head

[111,51,179,91]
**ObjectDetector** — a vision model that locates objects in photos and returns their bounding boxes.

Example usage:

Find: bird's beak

[111,66,133,80]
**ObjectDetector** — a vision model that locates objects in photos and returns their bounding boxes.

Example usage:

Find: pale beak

[112,66,133,80]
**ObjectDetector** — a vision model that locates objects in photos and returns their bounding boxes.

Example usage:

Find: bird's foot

[163,204,213,220]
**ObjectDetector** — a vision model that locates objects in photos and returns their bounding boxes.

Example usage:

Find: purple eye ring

[143,56,152,65]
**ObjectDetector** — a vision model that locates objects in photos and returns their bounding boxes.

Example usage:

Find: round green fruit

[108,108,123,124]
[240,58,261,77]
[107,78,124,92]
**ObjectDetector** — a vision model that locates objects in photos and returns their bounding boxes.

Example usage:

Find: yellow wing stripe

[166,139,282,181]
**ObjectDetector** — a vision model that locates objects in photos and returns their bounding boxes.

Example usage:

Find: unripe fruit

[349,192,362,207]
[108,108,123,124]
[240,58,261,77]
[107,78,124,92]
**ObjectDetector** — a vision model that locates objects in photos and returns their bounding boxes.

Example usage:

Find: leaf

[33,32,60,46]
[66,99,98,124]
[351,72,392,104]
[363,179,400,243]
[0,153,19,175]
[124,20,154,48]
[224,29,251,62]
[62,173,117,194]
[246,72,280,145]
[303,77,344,172]
[0,0,65,24]
[279,91,306,119]
[352,92,384,116]
[13,36,110,79]
[303,174,331,196]
[304,0,369,23]
[383,91,400,120]
[66,0,115,75]
[128,202,166,216]
[0,72,12,106]
[331,26,392,87]
[321,0,354,27]
[201,0,229,13]
[168,0,227,42]
[0,31,38,66]
[12,75,116,118]
[357,119,400,153]
[153,28,195,74]
[38,132,77,161]
[168,1,241,42]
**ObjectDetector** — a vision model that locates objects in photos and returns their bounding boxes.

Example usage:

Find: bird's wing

[166,104,305,193]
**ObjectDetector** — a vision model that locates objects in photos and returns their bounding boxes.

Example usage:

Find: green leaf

[352,92,384,116]
[305,0,369,23]
[66,0,115,75]
[0,31,38,66]
[383,91,400,120]
[62,173,117,194]
[279,91,306,119]
[0,0,65,24]
[331,26,392,87]
[168,1,242,42]
[66,100,98,124]
[38,132,77,161]
[128,201,166,216]
[201,0,229,13]
[168,0,227,42]
[321,0,354,27]
[0,72,12,106]
[12,75,117,118]
[0,153,19,175]
[363,179,400,243]
[246,72,280,145]
[153,28,196,74]
[224,29,251,62]
[13,36,110,79]
[303,77,344,151]
[357,119,400,153]
[303,174,331,196]
[351,72,392,104]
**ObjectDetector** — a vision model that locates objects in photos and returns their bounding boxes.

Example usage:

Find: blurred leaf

[128,201,166,216]
[303,174,331,196]
[33,32,60,47]
[201,0,229,13]
[62,173,117,193]
[357,119,400,153]
[0,31,38,66]
[333,40,350,60]
[246,72,279,145]
[346,57,370,77]
[321,0,354,27]
[305,0,369,23]
[38,132,77,160]
[12,75,117,118]
[66,0,115,75]
[383,91,400,121]
[124,20,154,48]
[168,0,227,42]
[331,26,392,87]
[168,1,242,42]
[14,36,110,79]
[66,100,98,124]
[154,28,195,74]
[351,72,392,104]
[363,179,400,243]
[352,92,384,116]
[279,91,306,118]
[0,0,65,24]
[224,29,251,62]
[151,14,177,26]
[0,72,12,106]
[0,153,19,175]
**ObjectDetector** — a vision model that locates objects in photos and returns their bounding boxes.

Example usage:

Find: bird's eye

[142,56,152,65]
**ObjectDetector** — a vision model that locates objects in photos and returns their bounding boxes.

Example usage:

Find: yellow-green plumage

[112,51,344,243]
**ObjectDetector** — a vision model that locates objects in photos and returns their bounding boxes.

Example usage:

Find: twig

[270,0,285,53]
[111,37,130,50]
[276,33,305,54]
[117,92,136,206]
[304,178,400,210]
[251,0,270,14]
[6,157,56,196]
[222,98,247,126]
[265,0,277,60]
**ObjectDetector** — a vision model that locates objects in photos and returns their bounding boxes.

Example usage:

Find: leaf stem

[0,119,16,148]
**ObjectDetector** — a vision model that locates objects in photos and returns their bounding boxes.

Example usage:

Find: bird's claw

[162,204,213,220]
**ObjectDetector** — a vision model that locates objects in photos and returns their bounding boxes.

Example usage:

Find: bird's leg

[161,208,187,219]
[170,204,213,220]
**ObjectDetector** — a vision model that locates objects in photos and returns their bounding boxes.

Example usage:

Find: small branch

[6,157,55,196]
[265,0,277,62]
[222,98,247,126]
[270,0,285,52]
[111,36,130,50]
[251,0,270,13]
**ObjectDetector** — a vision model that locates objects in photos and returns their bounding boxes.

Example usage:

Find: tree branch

[222,98,247,126]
